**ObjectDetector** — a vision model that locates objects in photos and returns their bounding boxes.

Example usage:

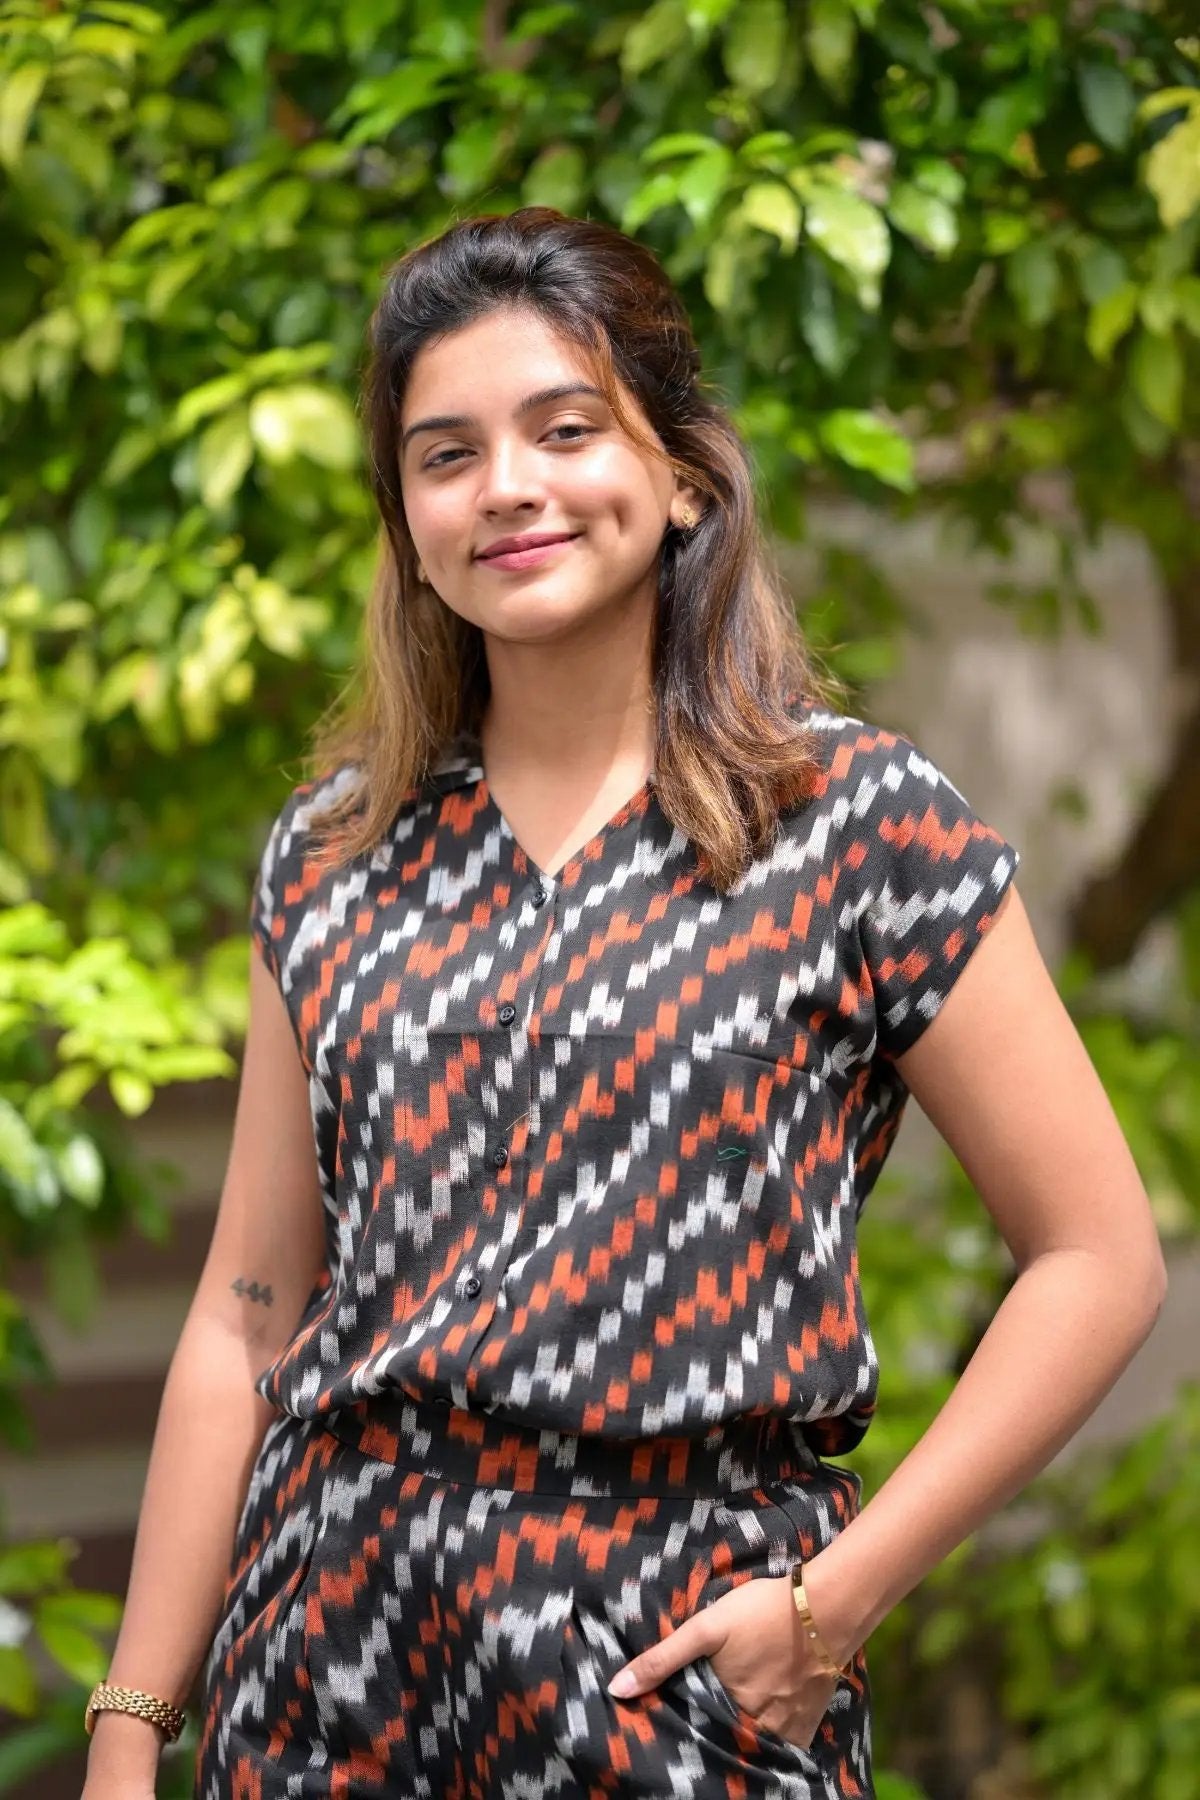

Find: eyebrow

[400,382,606,453]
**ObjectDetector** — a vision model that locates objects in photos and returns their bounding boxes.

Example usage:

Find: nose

[476,434,545,516]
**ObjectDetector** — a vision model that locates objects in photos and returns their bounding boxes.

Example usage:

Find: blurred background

[1,2,1198,1796]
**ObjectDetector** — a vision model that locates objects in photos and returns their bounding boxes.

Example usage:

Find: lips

[477,532,580,560]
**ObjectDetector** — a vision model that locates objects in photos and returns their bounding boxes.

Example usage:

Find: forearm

[84,1311,281,1783]
[805,1244,1166,1664]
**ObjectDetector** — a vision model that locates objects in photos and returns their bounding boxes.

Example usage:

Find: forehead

[401,307,595,414]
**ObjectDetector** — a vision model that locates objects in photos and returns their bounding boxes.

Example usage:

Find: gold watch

[84,1680,188,1743]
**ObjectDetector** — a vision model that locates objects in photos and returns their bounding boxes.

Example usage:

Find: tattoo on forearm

[231,1276,275,1307]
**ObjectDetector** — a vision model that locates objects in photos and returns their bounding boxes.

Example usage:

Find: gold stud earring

[679,504,698,530]
[416,561,428,584]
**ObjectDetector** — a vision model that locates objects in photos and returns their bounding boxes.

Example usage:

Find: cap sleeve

[248,786,306,986]
[850,728,1021,1062]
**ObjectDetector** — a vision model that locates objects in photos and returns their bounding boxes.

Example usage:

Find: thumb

[607,1610,723,1699]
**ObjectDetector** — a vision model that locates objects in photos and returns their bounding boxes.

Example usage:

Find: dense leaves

[1,1,1197,1791]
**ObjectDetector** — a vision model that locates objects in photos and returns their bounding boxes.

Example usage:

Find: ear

[669,479,703,529]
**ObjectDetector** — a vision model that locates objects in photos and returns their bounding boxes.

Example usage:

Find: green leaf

[799,256,856,374]
[887,182,958,257]
[522,144,586,212]
[0,1646,37,1716]
[37,1589,121,1632]
[1138,280,1177,334]
[1136,87,1200,125]
[875,1775,931,1800]
[1129,329,1182,429]
[1074,238,1127,305]
[196,407,254,508]
[334,59,450,141]
[676,145,733,227]
[818,410,914,490]
[53,1135,105,1207]
[108,1070,154,1117]
[248,386,360,470]
[621,170,681,232]
[738,180,801,252]
[983,211,1030,255]
[642,132,719,162]
[703,232,745,314]
[34,1613,107,1686]
[1005,238,1060,327]
[0,62,47,168]
[444,117,508,197]
[173,371,251,435]
[621,0,689,76]
[1174,274,1200,336]
[808,0,856,99]
[910,157,965,205]
[0,1100,58,1214]
[1077,61,1136,151]
[1086,281,1139,361]
[1144,115,1200,231]
[967,79,1047,162]
[0,1542,73,1599]
[145,248,207,319]
[722,0,786,95]
[802,181,890,307]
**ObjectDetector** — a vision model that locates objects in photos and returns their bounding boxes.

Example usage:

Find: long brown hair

[305,206,842,893]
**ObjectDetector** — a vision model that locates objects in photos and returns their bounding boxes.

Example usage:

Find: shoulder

[797,698,924,782]
[249,762,363,944]
[796,700,995,830]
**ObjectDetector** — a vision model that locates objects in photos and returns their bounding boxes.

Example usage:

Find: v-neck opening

[478,771,654,885]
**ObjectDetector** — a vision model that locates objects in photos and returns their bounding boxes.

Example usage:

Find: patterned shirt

[248,698,1020,1461]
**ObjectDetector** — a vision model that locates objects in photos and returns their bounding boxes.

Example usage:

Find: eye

[546,422,596,445]
[420,422,597,471]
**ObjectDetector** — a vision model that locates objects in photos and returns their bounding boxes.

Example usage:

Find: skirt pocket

[693,1648,825,1774]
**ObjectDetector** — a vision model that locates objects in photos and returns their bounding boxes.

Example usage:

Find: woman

[83,208,1166,1800]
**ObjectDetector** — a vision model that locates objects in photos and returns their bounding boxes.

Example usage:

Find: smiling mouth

[477,534,583,567]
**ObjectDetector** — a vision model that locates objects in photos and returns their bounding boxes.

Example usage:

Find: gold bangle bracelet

[84,1680,187,1743]
[789,1566,853,1678]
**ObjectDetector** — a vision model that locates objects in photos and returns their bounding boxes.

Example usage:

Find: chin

[476,592,602,642]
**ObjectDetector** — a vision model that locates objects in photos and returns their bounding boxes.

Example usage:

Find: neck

[477,595,656,787]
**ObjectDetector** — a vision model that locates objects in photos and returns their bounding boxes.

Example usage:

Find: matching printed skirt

[193,1400,873,1798]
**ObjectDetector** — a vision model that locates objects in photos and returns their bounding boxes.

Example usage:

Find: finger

[607,1614,721,1698]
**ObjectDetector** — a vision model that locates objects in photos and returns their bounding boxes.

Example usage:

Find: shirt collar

[421,728,485,796]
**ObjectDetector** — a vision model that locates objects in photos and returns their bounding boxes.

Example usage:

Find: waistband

[317,1394,825,1498]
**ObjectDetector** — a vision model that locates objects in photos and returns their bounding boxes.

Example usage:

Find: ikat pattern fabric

[194,1405,872,1798]
[195,698,1020,1796]
[245,697,1020,1459]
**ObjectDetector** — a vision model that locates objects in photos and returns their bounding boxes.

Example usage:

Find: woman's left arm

[801,879,1168,1665]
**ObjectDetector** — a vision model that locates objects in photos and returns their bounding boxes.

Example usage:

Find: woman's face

[398,306,696,645]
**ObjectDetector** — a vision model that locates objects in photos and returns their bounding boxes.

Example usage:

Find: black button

[497,1003,517,1026]
[462,1274,482,1299]
[490,1144,509,1169]
[530,885,548,907]
[432,1395,452,1409]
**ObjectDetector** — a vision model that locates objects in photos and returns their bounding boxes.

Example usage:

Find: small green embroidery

[716,1146,748,1161]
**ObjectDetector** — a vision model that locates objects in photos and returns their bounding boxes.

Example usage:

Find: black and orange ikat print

[194,699,1020,1797]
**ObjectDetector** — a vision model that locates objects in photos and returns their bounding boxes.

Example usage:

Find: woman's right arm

[82,950,327,1796]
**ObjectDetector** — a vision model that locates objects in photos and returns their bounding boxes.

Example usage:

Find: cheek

[569,450,666,538]
[407,489,464,558]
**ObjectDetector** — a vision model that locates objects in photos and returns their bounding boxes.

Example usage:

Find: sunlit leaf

[723,0,786,95]
[818,409,914,489]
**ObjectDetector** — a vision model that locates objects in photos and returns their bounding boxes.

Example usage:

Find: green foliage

[0,0,1196,1789]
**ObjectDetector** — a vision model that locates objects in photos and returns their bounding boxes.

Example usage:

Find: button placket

[456,880,558,1363]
